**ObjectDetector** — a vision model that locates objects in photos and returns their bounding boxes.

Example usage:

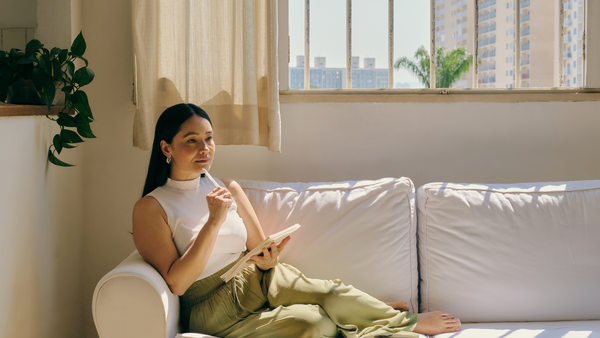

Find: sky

[288,0,431,86]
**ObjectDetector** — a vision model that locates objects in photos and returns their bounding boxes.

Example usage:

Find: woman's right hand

[206,187,233,225]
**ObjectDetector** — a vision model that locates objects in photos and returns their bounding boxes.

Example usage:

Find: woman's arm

[132,187,232,295]
[221,179,290,271]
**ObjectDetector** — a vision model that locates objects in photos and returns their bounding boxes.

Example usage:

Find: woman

[133,103,461,338]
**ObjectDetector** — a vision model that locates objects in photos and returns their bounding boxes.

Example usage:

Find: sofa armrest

[92,250,181,338]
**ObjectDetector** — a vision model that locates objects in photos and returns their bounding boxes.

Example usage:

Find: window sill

[0,103,62,117]
[279,88,600,103]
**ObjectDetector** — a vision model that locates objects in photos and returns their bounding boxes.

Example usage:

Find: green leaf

[57,112,77,127]
[71,91,93,120]
[51,58,62,81]
[61,85,74,94]
[65,61,75,77]
[58,49,68,64]
[77,127,96,139]
[9,48,24,59]
[32,67,47,93]
[14,55,35,65]
[52,134,63,154]
[60,129,84,143]
[72,67,94,86]
[70,32,86,57]
[73,113,96,138]
[40,81,55,110]
[25,39,43,55]
[0,66,15,86]
[0,84,9,102]
[38,54,52,75]
[62,142,77,149]
[50,47,62,57]
[48,149,74,167]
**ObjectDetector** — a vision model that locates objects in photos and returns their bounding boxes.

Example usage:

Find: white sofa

[93,177,600,338]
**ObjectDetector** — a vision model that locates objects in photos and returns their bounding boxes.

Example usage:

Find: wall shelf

[0,103,61,117]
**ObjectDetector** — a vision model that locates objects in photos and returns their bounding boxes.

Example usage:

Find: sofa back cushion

[237,177,419,311]
[417,180,600,322]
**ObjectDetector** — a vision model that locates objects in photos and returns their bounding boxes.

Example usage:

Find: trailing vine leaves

[0,32,95,167]
[39,33,96,167]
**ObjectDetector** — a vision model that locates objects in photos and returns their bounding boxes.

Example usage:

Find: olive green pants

[180,257,418,338]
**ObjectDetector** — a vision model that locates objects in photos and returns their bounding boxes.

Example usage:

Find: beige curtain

[132,0,281,152]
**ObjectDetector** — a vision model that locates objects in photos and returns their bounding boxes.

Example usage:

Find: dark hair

[142,103,212,197]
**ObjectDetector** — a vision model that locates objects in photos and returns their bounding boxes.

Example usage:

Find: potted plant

[0,32,95,167]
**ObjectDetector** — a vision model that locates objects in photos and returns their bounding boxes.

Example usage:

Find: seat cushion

[237,177,419,311]
[433,320,600,338]
[417,180,600,322]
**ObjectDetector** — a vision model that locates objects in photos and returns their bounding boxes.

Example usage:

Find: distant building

[434,0,579,88]
[563,0,584,87]
[290,56,388,89]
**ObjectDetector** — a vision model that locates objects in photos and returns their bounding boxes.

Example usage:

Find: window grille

[292,0,587,90]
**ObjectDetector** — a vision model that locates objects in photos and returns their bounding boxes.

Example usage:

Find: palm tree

[394,46,475,88]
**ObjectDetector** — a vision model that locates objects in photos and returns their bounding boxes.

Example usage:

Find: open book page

[220,223,301,282]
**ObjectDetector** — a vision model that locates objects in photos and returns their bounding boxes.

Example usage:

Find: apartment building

[434,0,475,88]
[289,56,388,89]
[563,0,585,87]
[434,0,576,88]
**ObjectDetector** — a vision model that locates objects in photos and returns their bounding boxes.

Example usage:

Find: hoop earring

[166,157,172,164]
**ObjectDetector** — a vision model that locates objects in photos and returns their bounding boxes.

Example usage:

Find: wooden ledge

[279,88,600,103]
[0,103,62,117]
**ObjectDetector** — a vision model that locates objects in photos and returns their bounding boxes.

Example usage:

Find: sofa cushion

[237,177,419,311]
[433,320,600,338]
[417,180,600,323]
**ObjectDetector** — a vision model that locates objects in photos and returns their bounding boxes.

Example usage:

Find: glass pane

[310,0,346,89]
[478,0,502,88]
[393,0,430,89]
[289,0,347,89]
[435,0,476,88]
[352,0,388,88]
[517,0,555,88]
[563,0,584,87]
[474,0,558,89]
[289,0,305,89]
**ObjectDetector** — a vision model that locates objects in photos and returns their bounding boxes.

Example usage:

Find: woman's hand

[247,236,291,271]
[206,187,233,226]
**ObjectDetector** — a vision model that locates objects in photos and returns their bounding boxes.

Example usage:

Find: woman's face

[161,115,215,181]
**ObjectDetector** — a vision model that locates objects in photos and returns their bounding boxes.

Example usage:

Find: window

[285,0,592,91]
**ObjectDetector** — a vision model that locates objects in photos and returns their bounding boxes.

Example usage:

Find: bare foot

[385,300,410,312]
[413,311,461,335]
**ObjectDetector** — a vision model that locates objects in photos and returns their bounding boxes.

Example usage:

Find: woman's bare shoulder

[133,195,166,220]
[220,179,242,194]
[134,195,160,211]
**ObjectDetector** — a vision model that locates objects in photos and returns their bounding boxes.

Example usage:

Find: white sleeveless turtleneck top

[147,175,247,280]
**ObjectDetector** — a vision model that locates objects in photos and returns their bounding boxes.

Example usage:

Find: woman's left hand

[247,236,291,271]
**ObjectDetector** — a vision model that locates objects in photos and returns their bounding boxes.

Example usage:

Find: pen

[202,168,221,189]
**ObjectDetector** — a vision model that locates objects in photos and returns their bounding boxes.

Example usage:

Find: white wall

[0,1,85,338]
[36,0,73,48]
[213,101,600,187]
[0,116,84,338]
[79,1,144,337]
[0,0,37,28]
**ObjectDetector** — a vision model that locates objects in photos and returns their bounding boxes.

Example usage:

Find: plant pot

[5,78,65,106]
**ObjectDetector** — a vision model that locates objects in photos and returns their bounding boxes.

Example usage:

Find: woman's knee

[281,304,337,337]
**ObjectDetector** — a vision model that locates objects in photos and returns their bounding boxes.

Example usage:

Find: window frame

[277,0,600,103]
